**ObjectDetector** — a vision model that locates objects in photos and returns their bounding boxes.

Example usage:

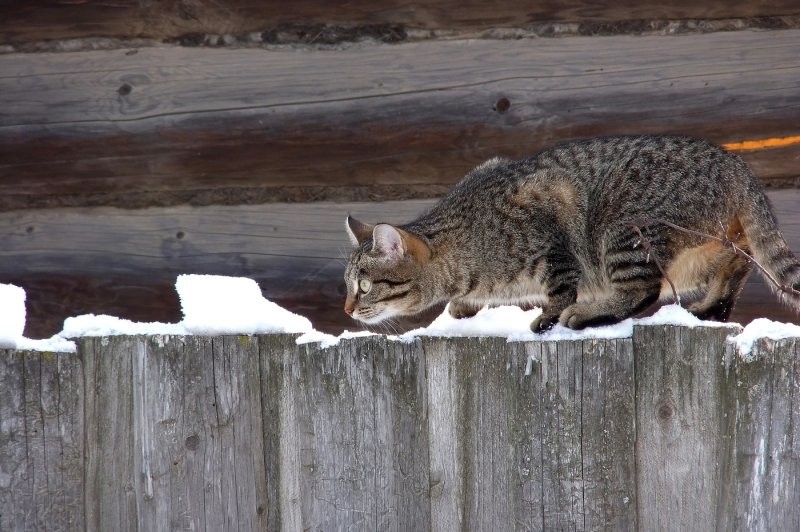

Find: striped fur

[344,135,800,331]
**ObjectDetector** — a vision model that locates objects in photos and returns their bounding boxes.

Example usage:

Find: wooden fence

[1,324,798,531]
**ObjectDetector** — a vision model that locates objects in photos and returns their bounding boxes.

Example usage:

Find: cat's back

[448,135,738,194]
[523,134,752,221]
[412,134,752,236]
[530,134,735,181]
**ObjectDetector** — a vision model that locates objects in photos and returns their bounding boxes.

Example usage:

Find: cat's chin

[352,309,398,325]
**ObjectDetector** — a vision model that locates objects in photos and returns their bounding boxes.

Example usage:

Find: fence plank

[423,337,464,530]
[271,336,431,530]
[633,325,736,530]
[83,337,137,531]
[3,328,800,529]
[81,335,270,531]
[508,341,545,531]
[422,336,638,529]
[539,340,584,526]
[377,340,431,528]
[0,350,84,531]
[724,338,800,531]
[581,339,638,529]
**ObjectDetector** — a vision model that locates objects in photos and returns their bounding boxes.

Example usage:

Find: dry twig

[632,216,800,299]
[629,223,681,305]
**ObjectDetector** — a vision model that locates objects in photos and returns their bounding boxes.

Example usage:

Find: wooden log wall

[1,2,799,336]
[2,191,799,338]
[1,326,798,530]
[3,30,800,212]
[3,1,800,46]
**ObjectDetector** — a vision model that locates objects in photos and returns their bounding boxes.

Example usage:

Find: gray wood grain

[81,335,270,531]
[633,325,737,531]
[2,328,800,529]
[423,337,464,530]
[3,0,800,45]
[539,340,584,527]
[422,336,638,530]
[0,349,84,532]
[581,338,637,529]
[722,337,800,531]
[268,335,430,530]
[0,30,798,212]
[82,336,136,531]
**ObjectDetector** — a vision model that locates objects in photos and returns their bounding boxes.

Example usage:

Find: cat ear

[345,215,374,246]
[373,224,432,264]
[372,224,405,261]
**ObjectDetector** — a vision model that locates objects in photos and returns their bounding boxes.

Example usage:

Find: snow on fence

[1,325,798,531]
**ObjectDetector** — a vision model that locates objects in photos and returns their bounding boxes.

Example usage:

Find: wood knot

[657,401,674,423]
[117,83,133,96]
[493,97,511,113]
[185,434,200,450]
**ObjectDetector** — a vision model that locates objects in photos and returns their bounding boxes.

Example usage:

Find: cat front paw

[448,301,482,319]
[530,313,559,333]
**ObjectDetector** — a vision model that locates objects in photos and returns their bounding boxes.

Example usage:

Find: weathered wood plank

[271,336,430,530]
[2,0,799,45]
[422,336,637,529]
[2,329,800,529]
[508,341,546,531]
[1,30,799,210]
[539,341,585,526]
[82,337,137,531]
[3,189,799,339]
[81,335,270,531]
[0,350,84,532]
[423,338,464,530]
[721,338,800,531]
[633,325,737,530]
[377,340,431,527]
[580,338,637,529]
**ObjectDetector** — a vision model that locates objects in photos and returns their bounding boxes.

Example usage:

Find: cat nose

[344,306,354,316]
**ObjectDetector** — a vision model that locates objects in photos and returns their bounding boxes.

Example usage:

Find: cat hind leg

[687,248,753,321]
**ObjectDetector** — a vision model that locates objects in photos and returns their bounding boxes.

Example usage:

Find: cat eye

[359,279,372,294]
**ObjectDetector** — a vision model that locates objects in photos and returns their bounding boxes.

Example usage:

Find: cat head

[343,215,432,324]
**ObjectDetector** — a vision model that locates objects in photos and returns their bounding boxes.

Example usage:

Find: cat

[343,135,800,332]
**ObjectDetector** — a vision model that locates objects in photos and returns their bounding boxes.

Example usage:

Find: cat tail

[739,190,800,312]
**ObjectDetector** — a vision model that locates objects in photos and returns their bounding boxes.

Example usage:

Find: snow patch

[15,336,78,353]
[399,304,633,342]
[0,284,26,349]
[4,278,799,355]
[176,274,314,335]
[297,329,377,349]
[636,304,737,328]
[729,318,800,360]
[61,314,188,337]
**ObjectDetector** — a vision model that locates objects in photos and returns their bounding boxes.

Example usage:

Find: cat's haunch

[343,135,800,332]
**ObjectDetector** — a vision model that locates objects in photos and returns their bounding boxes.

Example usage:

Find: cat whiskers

[379,317,402,337]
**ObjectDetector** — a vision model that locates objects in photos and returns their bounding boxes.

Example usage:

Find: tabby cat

[343,135,800,332]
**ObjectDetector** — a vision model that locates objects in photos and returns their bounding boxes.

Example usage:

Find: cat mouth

[352,307,396,324]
